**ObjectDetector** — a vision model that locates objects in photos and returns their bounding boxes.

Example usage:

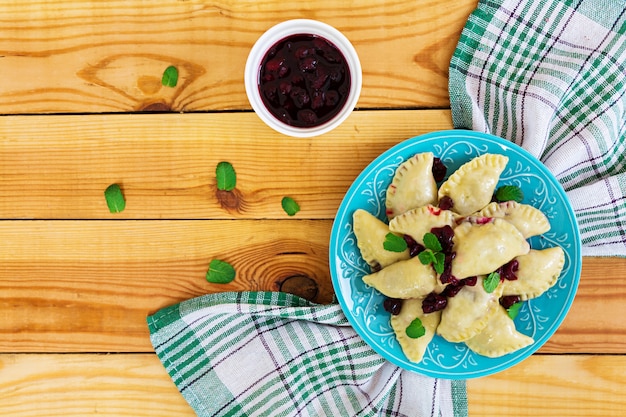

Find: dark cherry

[403,234,425,258]
[383,297,404,315]
[431,225,455,253]
[500,295,521,309]
[422,292,448,314]
[438,195,454,211]
[258,34,351,128]
[463,276,477,286]
[432,157,447,182]
[497,259,520,280]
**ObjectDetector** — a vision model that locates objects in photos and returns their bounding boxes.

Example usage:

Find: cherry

[422,292,448,313]
[432,157,447,182]
[383,298,403,315]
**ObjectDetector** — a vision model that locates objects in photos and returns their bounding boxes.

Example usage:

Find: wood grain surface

[0,110,453,219]
[1,0,624,416]
[0,0,477,114]
[0,217,624,353]
[0,353,624,417]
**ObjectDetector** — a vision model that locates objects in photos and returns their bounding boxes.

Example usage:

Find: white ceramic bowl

[245,19,362,138]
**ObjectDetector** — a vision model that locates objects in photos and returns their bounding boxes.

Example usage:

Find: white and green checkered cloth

[148,1,625,416]
[450,0,626,256]
[148,292,467,417]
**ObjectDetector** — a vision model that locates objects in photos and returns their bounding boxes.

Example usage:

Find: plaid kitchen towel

[148,291,467,417]
[449,0,626,256]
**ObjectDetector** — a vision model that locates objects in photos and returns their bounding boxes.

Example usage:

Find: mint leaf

[282,196,300,216]
[104,183,126,213]
[423,232,442,252]
[383,233,408,252]
[495,185,524,203]
[406,317,426,339]
[507,301,523,320]
[433,252,446,274]
[418,250,436,266]
[216,161,236,191]
[483,271,501,293]
[162,65,179,87]
[206,259,236,284]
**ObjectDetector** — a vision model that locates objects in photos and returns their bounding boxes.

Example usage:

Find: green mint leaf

[423,232,442,252]
[495,185,524,203]
[216,161,236,191]
[433,252,446,274]
[281,196,300,216]
[162,65,179,87]
[206,259,236,284]
[383,233,408,252]
[104,183,126,213]
[406,317,426,339]
[418,250,436,266]
[483,272,501,293]
[507,301,523,320]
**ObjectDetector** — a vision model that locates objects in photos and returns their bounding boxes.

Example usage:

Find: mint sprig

[406,317,426,339]
[507,301,523,320]
[216,161,237,191]
[281,196,300,216]
[206,259,236,284]
[104,183,126,213]
[483,271,501,293]
[495,185,524,203]
[418,232,445,274]
[162,65,179,87]
[383,233,408,252]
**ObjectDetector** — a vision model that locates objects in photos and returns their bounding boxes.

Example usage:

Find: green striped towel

[449,0,626,256]
[148,292,467,417]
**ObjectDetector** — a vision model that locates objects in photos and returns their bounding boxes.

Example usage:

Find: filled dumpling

[385,152,438,220]
[477,201,551,238]
[362,256,437,299]
[437,276,504,343]
[438,153,508,216]
[389,205,459,245]
[502,247,565,300]
[390,298,441,363]
[353,209,410,271]
[451,219,530,279]
[465,305,534,357]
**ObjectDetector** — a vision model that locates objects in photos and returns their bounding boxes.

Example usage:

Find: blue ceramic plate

[329,130,581,379]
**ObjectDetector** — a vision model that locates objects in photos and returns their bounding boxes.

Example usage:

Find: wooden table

[0,1,624,416]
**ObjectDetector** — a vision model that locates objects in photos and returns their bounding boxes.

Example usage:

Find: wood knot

[279,275,319,301]
[140,102,172,112]
[216,188,246,213]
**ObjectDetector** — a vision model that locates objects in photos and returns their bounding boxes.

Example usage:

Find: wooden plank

[0,353,196,417]
[0,219,333,352]
[0,0,477,114]
[0,110,453,219]
[468,355,626,417]
[0,218,623,353]
[0,353,624,416]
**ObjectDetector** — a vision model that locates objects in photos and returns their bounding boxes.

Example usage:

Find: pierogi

[352,151,565,364]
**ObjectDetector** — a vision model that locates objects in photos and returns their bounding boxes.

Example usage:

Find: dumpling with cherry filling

[390,297,441,363]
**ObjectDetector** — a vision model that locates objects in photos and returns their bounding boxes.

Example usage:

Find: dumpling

[438,153,508,216]
[477,201,550,238]
[390,298,441,363]
[502,247,565,300]
[385,152,438,220]
[389,205,459,245]
[437,276,504,343]
[451,219,530,279]
[362,256,437,299]
[465,305,534,357]
[353,209,410,271]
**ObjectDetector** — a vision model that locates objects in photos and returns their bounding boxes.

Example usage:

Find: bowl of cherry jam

[245,19,362,137]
